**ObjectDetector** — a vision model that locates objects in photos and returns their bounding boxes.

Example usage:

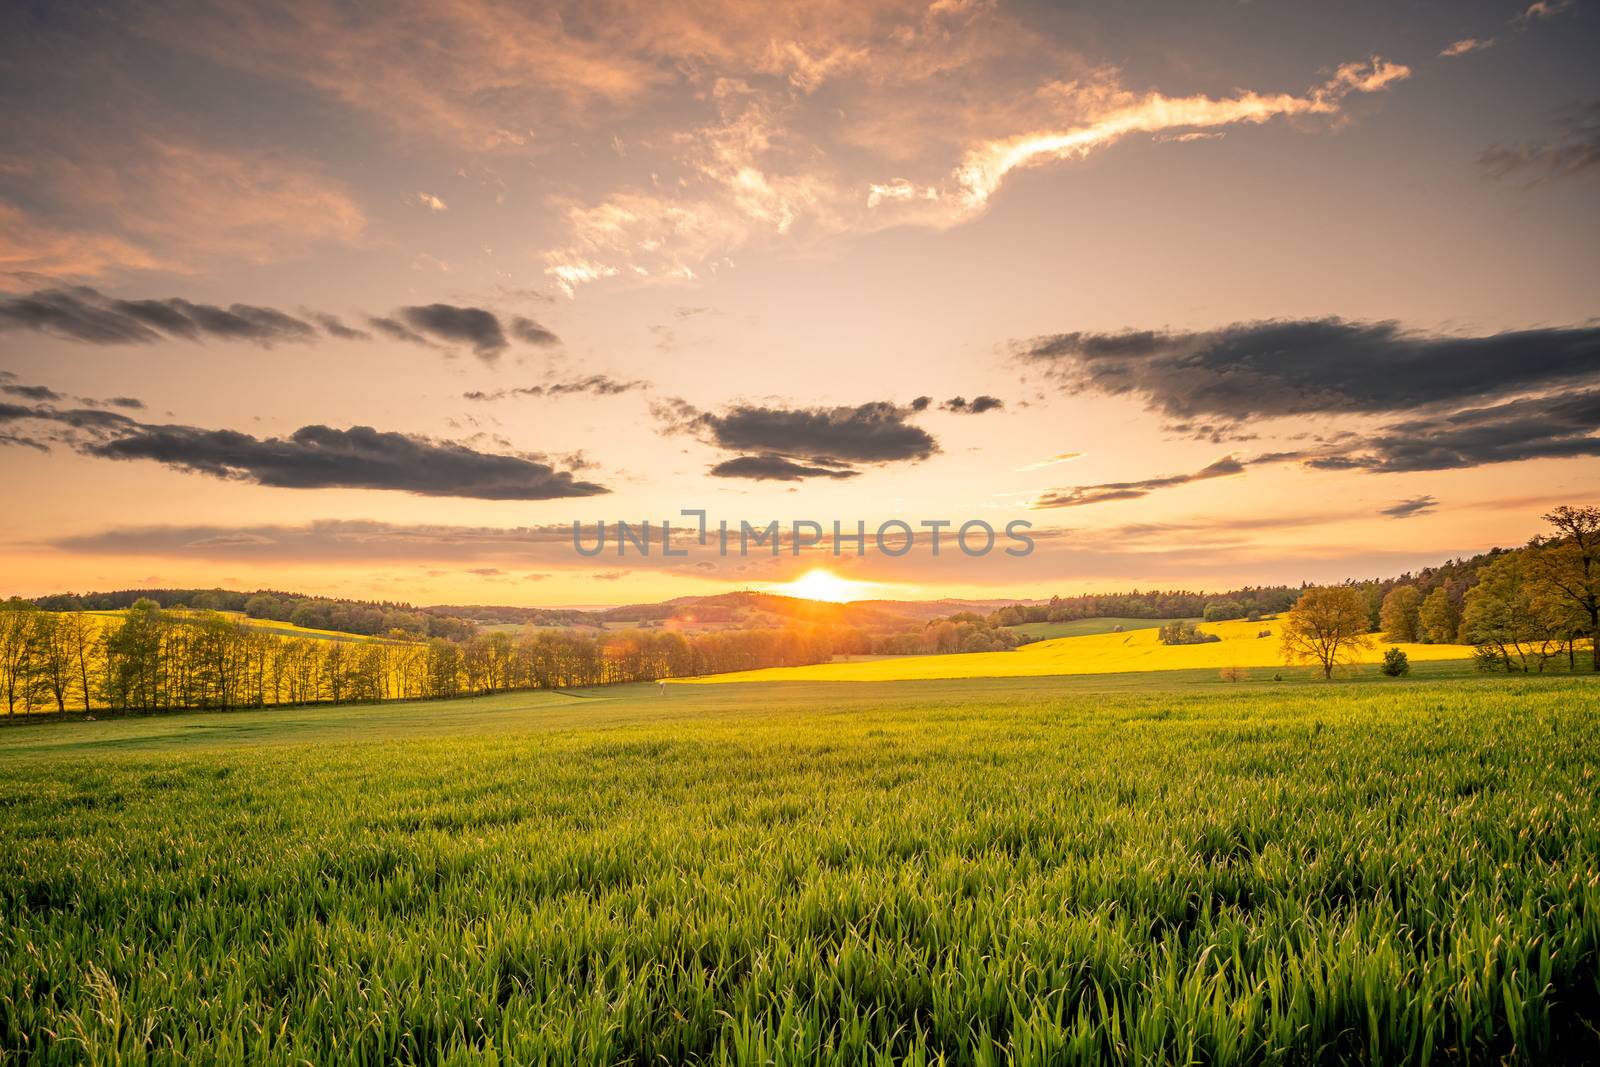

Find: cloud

[367,315,435,347]
[463,375,645,402]
[0,204,170,285]
[1380,496,1438,519]
[1,383,64,402]
[0,138,364,282]
[509,316,561,346]
[1517,0,1574,22]
[1479,101,1600,184]
[413,191,448,211]
[0,404,608,499]
[943,58,1409,211]
[1343,389,1600,473]
[395,303,509,360]
[940,395,1003,414]
[1032,456,1246,509]
[0,286,323,346]
[519,5,1410,295]
[0,288,559,357]
[1017,451,1083,472]
[50,519,583,564]
[1019,318,1600,423]
[659,398,938,478]
[307,312,371,341]
[1440,37,1494,58]
[707,454,860,481]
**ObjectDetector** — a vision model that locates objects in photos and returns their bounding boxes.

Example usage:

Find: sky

[1,0,1597,607]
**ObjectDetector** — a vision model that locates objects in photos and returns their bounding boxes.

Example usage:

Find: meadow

[2,669,1598,1064]
[684,618,1476,684]
[1005,617,1181,641]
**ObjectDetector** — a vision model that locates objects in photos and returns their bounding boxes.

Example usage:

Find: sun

[769,568,871,604]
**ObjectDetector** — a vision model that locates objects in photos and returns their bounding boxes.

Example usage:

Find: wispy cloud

[1017,451,1083,472]
[940,58,1410,212]
[1380,496,1438,519]
[1033,456,1246,509]
[1440,37,1495,57]
[1480,101,1600,184]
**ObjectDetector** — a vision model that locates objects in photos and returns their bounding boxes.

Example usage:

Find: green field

[82,608,389,644]
[3,668,1599,1063]
[1007,616,1193,640]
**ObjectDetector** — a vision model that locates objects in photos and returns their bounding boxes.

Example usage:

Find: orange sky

[1,0,1597,606]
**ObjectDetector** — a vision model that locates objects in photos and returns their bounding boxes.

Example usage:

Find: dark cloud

[1,383,64,401]
[1380,496,1438,519]
[0,286,331,346]
[1346,389,1600,472]
[1479,100,1600,184]
[367,315,435,346]
[396,304,509,360]
[104,396,145,410]
[662,399,937,475]
[509,316,561,346]
[307,312,372,341]
[707,454,861,481]
[463,375,645,401]
[941,395,1004,414]
[0,403,608,499]
[655,398,939,479]
[1019,318,1600,423]
[1033,456,1246,509]
[0,287,567,360]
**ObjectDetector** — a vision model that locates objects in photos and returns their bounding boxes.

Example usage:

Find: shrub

[1219,666,1248,682]
[1380,647,1411,677]
[1158,620,1221,645]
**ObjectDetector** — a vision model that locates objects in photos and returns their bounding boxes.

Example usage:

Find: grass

[685,618,1477,684]
[2,669,1599,1063]
[1007,616,1189,640]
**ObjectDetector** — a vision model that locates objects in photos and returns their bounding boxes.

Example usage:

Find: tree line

[0,601,837,716]
[29,588,478,641]
[1281,507,1600,677]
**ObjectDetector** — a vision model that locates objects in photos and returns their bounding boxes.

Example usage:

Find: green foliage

[1,676,1598,1062]
[1379,585,1423,643]
[1380,647,1410,676]
[1202,600,1246,622]
[1418,587,1461,644]
[1157,619,1220,645]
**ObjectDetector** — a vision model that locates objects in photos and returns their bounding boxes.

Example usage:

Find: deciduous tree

[1280,586,1375,679]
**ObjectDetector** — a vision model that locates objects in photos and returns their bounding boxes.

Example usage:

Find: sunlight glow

[768,568,877,603]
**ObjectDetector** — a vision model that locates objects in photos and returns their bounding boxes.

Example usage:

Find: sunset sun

[771,569,873,603]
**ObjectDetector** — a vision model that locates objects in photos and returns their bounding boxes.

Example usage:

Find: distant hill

[18,545,1515,642]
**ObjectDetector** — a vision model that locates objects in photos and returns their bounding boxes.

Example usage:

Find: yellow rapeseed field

[681,618,1473,684]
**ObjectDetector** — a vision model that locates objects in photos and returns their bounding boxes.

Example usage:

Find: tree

[1524,505,1600,671]
[1461,553,1568,672]
[1203,600,1246,622]
[1280,585,1375,679]
[1379,585,1423,643]
[1380,648,1410,677]
[0,599,40,715]
[1417,587,1460,644]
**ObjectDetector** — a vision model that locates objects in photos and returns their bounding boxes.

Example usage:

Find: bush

[1219,666,1248,682]
[1158,620,1221,645]
[1380,647,1411,677]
